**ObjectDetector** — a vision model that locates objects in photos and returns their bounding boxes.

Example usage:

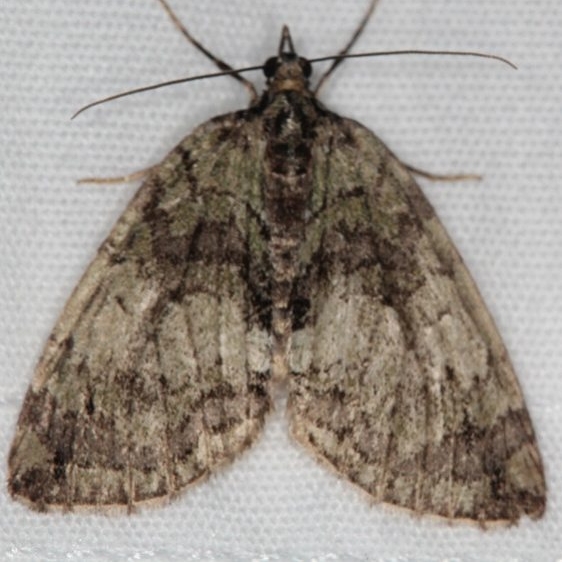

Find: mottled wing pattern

[288,115,546,523]
[8,112,273,512]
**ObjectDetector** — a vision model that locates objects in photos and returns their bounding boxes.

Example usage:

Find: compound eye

[263,57,279,78]
[300,58,312,78]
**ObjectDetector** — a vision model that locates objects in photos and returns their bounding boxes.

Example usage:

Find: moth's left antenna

[314,0,380,93]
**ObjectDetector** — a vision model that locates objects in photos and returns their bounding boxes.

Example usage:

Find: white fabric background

[1,0,560,560]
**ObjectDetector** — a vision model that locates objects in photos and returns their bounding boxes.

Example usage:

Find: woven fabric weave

[1,1,560,560]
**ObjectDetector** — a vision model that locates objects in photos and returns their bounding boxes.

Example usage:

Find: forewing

[288,115,546,523]
[8,112,272,512]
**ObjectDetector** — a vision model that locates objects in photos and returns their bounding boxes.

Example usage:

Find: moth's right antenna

[156,0,259,101]
[314,0,380,93]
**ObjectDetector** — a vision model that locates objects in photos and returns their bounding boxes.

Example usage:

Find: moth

[8,0,546,525]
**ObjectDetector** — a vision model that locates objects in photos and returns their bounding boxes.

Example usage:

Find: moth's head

[263,25,312,94]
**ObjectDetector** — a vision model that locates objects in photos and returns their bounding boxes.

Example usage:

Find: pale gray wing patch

[8,113,272,512]
[288,116,545,524]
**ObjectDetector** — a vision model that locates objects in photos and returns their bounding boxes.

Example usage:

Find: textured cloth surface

[1,1,560,560]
